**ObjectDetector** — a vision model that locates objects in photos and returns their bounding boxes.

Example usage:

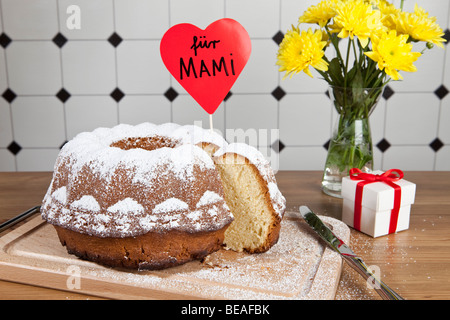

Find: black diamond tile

[2,89,17,103]
[56,88,71,103]
[382,85,394,100]
[443,29,450,45]
[0,33,12,48]
[164,87,178,102]
[272,31,284,46]
[110,88,125,102]
[429,138,444,152]
[434,85,449,100]
[271,86,286,101]
[7,141,22,155]
[108,32,122,48]
[376,138,391,152]
[224,91,232,102]
[271,139,285,153]
[323,139,330,151]
[52,32,67,48]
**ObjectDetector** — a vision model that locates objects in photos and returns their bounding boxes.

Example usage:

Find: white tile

[232,39,279,93]
[385,93,440,145]
[117,40,170,94]
[11,96,65,148]
[1,0,58,39]
[389,46,445,93]
[225,0,279,38]
[58,0,114,39]
[382,146,435,171]
[62,41,116,94]
[170,0,224,29]
[0,100,12,147]
[370,97,387,146]
[119,95,171,125]
[6,41,61,95]
[16,148,60,171]
[279,146,327,170]
[438,95,450,144]
[279,93,331,146]
[65,96,118,139]
[225,94,277,146]
[444,43,450,93]
[280,0,321,32]
[435,146,450,170]
[0,149,16,171]
[373,147,383,171]
[279,68,329,94]
[258,146,280,173]
[0,49,7,94]
[172,94,225,135]
[114,0,169,39]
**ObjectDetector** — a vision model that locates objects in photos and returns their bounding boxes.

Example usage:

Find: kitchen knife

[299,205,404,300]
[0,205,41,234]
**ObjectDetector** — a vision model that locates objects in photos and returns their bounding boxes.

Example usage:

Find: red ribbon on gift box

[349,168,404,234]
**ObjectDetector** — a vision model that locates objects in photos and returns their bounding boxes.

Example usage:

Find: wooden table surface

[0,171,449,300]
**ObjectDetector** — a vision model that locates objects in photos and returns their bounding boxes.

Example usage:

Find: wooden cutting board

[0,211,350,300]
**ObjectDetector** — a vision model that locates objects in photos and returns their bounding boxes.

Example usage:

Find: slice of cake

[213,143,286,253]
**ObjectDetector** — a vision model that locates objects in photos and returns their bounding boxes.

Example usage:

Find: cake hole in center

[110,136,178,151]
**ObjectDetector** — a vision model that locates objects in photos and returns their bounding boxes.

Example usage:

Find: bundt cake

[41,122,286,270]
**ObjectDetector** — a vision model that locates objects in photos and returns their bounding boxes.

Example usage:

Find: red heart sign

[160,18,251,114]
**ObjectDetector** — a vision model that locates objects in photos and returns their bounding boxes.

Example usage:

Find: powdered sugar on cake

[41,123,234,238]
[153,198,189,214]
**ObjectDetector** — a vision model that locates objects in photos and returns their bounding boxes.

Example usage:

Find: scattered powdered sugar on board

[83,212,351,300]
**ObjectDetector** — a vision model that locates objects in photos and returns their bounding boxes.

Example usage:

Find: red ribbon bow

[349,168,404,234]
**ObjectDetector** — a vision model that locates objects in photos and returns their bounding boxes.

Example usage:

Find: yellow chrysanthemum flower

[365,30,421,80]
[276,27,329,79]
[367,0,399,15]
[329,0,386,47]
[392,4,446,48]
[368,0,401,30]
[298,0,338,28]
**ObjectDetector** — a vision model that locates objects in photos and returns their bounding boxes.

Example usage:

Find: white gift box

[341,170,416,237]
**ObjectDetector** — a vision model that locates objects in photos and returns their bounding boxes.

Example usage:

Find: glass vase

[321,85,385,198]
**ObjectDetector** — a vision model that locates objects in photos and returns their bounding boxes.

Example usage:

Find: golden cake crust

[54,224,228,270]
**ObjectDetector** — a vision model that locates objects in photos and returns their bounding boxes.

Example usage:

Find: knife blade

[299,205,404,300]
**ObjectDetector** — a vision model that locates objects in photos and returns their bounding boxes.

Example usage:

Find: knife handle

[343,255,404,300]
[0,205,41,234]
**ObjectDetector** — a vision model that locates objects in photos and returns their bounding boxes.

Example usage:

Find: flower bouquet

[276,0,446,197]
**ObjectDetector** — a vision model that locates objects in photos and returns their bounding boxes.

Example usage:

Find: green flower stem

[324,86,384,176]
[343,39,352,88]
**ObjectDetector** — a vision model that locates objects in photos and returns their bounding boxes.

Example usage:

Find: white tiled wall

[0,0,449,172]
